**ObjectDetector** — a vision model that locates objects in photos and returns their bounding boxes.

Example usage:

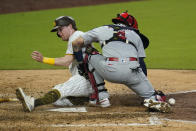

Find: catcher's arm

[72,36,84,52]
[0,98,18,103]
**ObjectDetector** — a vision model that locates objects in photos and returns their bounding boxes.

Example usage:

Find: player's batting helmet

[51,16,77,32]
[112,11,138,30]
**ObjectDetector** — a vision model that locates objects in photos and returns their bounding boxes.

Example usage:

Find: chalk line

[167,90,196,95]
[41,116,161,127]
[46,107,87,112]
[161,118,196,124]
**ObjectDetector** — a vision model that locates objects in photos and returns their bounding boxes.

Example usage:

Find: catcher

[112,11,149,76]
[16,16,110,112]
[72,11,171,113]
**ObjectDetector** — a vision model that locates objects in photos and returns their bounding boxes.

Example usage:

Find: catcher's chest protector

[104,25,149,49]
[102,24,138,51]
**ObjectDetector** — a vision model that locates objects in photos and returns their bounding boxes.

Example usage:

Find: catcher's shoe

[154,90,166,102]
[143,99,171,113]
[99,98,111,108]
[16,88,34,112]
[89,98,111,108]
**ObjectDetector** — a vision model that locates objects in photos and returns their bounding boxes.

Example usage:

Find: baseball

[168,98,175,105]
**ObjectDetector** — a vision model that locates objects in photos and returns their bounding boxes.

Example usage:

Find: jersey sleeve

[82,26,113,46]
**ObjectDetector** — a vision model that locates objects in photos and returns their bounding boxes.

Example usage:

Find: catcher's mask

[112,11,138,30]
[51,16,77,37]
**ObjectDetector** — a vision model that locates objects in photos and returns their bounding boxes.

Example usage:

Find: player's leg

[88,55,111,107]
[88,55,171,112]
[16,88,60,112]
[52,74,93,106]
[16,74,92,112]
[125,69,171,113]
[54,74,92,97]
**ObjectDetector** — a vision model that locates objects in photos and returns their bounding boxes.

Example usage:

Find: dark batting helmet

[112,11,138,30]
[51,16,77,32]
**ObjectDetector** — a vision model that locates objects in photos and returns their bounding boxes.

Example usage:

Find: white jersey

[66,31,85,76]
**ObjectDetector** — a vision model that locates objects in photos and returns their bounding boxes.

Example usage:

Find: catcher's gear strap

[96,82,107,93]
[43,57,55,65]
[97,82,105,87]
[77,45,97,78]
[101,24,138,52]
[98,89,107,93]
[102,24,149,49]
[85,45,100,55]
[78,63,89,79]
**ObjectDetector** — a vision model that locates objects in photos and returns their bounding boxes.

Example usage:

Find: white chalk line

[167,90,196,95]
[161,118,196,124]
[41,116,162,127]
[41,117,196,128]
[110,90,196,96]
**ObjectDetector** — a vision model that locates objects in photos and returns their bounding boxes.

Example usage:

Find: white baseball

[168,98,175,105]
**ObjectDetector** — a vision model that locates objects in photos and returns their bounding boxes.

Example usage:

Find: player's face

[57,25,71,41]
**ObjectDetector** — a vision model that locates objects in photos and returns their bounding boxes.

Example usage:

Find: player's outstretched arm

[54,55,74,67]
[31,51,44,62]
[31,51,74,67]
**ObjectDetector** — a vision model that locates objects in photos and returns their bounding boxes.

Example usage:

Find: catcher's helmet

[112,11,138,30]
[51,16,77,32]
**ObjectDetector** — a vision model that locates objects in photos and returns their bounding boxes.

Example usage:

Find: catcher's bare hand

[31,51,43,62]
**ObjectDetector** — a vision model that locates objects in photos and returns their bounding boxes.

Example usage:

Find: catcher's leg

[126,70,171,113]
[88,55,111,107]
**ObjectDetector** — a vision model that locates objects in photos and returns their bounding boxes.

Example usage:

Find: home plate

[46,107,87,112]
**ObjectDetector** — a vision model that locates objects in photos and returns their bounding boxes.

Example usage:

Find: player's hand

[31,51,43,62]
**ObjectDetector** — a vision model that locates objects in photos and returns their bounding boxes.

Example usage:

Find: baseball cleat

[99,98,111,108]
[89,98,111,108]
[143,99,171,113]
[16,88,35,112]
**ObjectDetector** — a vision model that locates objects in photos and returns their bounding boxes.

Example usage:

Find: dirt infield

[0,69,196,130]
